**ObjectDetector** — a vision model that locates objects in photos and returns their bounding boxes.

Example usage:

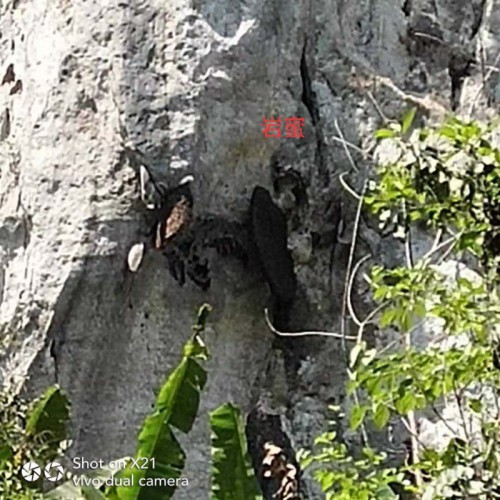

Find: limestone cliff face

[0,0,498,497]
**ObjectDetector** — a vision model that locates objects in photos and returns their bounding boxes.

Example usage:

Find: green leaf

[25,385,70,456]
[373,404,390,429]
[401,107,417,135]
[210,403,262,500]
[48,460,130,499]
[83,488,109,500]
[0,444,13,467]
[380,309,396,328]
[374,128,397,139]
[47,485,88,499]
[375,484,398,499]
[112,428,186,500]
[113,306,211,500]
[350,405,368,430]
[469,398,482,413]
[47,479,101,499]
[395,392,416,415]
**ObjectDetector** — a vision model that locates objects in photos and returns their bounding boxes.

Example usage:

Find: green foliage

[0,386,70,499]
[47,463,123,499]
[304,115,500,498]
[106,304,211,500]
[210,403,261,500]
[299,424,404,500]
[349,344,493,429]
[26,385,71,461]
[41,305,212,500]
[365,118,500,268]
[50,304,262,500]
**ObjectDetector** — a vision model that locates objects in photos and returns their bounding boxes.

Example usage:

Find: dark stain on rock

[146,44,156,67]
[9,79,22,95]
[312,199,342,250]
[402,0,412,17]
[470,0,487,40]
[300,39,328,182]
[1,63,15,85]
[60,54,79,82]
[77,93,98,113]
[153,115,169,130]
[1,108,11,141]
[22,213,32,249]
[0,215,30,254]
[0,266,4,307]
[300,42,319,126]
[448,50,476,110]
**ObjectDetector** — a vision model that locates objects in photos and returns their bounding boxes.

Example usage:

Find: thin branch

[264,309,357,340]
[403,405,424,489]
[341,180,369,446]
[330,135,366,154]
[403,201,414,269]
[429,228,443,256]
[342,181,367,352]
[468,50,500,118]
[366,90,388,122]
[421,231,461,262]
[403,225,423,491]
[436,231,463,264]
[430,403,459,436]
[376,319,427,357]
[339,171,362,200]
[493,384,500,420]
[347,254,371,328]
[360,300,389,327]
[483,64,500,73]
[356,70,448,116]
[452,379,471,444]
[334,119,360,173]
[400,417,429,453]
[356,300,390,346]
[412,31,446,46]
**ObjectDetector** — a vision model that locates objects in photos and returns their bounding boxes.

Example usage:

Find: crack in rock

[300,40,328,184]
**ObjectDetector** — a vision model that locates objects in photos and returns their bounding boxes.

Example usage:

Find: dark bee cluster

[140,167,248,290]
[137,167,298,328]
[250,187,297,330]
[160,217,248,291]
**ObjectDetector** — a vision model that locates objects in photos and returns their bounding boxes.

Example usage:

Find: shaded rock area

[0,0,499,498]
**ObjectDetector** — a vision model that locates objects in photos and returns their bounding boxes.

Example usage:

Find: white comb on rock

[127,242,145,272]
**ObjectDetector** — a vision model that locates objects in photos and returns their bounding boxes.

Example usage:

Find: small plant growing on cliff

[49,304,262,500]
[302,113,500,498]
[0,386,70,499]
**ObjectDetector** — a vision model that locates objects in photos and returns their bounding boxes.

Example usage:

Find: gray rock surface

[1,0,499,498]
